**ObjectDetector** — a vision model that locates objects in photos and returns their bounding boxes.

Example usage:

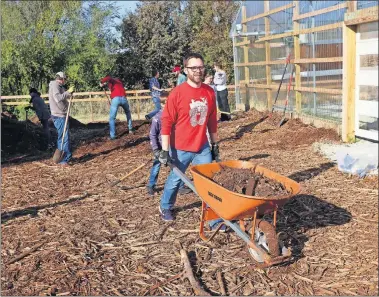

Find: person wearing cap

[172,65,187,87]
[145,69,163,121]
[48,72,74,165]
[100,75,134,139]
[28,88,53,149]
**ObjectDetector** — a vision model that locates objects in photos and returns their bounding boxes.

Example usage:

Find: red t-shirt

[161,82,217,152]
[100,76,126,99]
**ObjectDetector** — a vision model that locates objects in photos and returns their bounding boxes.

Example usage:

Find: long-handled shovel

[271,53,291,115]
[52,94,73,163]
[278,64,295,127]
[110,159,150,186]
[104,90,111,106]
[255,53,291,123]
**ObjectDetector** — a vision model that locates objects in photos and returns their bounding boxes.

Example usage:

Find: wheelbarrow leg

[199,202,224,242]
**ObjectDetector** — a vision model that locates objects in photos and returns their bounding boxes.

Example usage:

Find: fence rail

[1,85,236,122]
[234,1,350,123]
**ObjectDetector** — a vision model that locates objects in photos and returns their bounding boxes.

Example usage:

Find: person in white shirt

[213,62,231,121]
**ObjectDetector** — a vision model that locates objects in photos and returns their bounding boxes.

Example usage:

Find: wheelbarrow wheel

[247,219,280,261]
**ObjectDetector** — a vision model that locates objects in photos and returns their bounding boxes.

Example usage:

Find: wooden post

[89,93,93,122]
[347,0,357,12]
[342,4,357,142]
[242,4,250,107]
[137,92,140,120]
[293,0,302,114]
[264,1,272,110]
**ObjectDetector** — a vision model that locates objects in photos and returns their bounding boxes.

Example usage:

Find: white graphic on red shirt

[189,97,208,127]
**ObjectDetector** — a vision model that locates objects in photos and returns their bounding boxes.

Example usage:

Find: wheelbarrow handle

[167,161,198,195]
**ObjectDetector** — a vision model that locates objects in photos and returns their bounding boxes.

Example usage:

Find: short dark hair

[152,69,159,77]
[29,87,38,94]
[160,90,169,97]
[184,52,204,67]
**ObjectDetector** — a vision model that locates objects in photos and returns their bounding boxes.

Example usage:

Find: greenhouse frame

[230,0,378,142]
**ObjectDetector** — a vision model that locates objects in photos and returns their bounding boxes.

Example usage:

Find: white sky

[115,1,139,16]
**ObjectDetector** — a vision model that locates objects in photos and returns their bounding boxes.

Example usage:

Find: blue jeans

[52,116,72,164]
[146,97,161,119]
[160,144,212,210]
[109,96,133,138]
[148,159,161,188]
[160,144,222,227]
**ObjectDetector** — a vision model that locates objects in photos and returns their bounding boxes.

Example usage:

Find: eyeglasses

[186,66,205,72]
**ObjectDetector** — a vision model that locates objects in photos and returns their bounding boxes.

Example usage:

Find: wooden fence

[1,85,236,121]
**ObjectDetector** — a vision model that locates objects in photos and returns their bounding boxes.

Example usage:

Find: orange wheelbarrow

[169,160,301,266]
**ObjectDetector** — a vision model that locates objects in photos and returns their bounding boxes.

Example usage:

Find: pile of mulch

[1,111,92,162]
[1,115,55,161]
[1,109,378,296]
[212,166,289,197]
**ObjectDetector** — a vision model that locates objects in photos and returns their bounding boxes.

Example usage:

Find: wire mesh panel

[357,0,379,9]
[231,0,358,123]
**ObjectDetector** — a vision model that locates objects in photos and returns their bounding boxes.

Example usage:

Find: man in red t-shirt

[157,53,221,225]
[100,76,134,139]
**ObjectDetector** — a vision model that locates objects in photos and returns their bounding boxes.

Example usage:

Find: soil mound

[212,166,290,197]
[69,116,86,128]
[1,116,56,161]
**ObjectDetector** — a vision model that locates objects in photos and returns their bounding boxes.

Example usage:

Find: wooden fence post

[265,1,272,110]
[293,0,302,114]
[89,93,93,122]
[242,4,250,109]
[342,2,357,142]
[136,92,140,120]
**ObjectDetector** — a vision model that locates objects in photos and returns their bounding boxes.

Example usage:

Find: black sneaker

[129,129,135,135]
[146,186,155,196]
[145,115,150,121]
[159,206,174,221]
[109,136,117,141]
[178,186,192,194]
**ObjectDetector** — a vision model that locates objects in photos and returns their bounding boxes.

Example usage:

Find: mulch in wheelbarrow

[212,167,290,197]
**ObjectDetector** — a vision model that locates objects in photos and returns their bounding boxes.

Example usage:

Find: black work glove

[153,149,161,160]
[211,143,220,161]
[158,150,171,166]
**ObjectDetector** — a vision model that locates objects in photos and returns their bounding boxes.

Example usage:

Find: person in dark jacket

[146,90,169,195]
[28,88,53,149]
[100,76,134,139]
[146,91,191,196]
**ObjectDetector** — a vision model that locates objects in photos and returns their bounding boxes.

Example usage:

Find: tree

[0,1,119,94]
[116,1,191,88]
[184,1,239,83]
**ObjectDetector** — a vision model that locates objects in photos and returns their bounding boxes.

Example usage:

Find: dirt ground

[1,109,378,296]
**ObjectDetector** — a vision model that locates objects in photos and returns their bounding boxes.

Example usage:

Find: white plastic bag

[336,152,377,177]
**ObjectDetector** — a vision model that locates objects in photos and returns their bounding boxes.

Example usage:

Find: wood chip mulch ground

[1,109,378,296]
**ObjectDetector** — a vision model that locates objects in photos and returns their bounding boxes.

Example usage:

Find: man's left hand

[211,143,220,161]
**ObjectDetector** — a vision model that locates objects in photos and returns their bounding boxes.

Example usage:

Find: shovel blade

[53,149,65,164]
[278,117,288,127]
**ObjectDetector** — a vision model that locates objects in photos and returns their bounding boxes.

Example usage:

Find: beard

[187,72,204,85]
